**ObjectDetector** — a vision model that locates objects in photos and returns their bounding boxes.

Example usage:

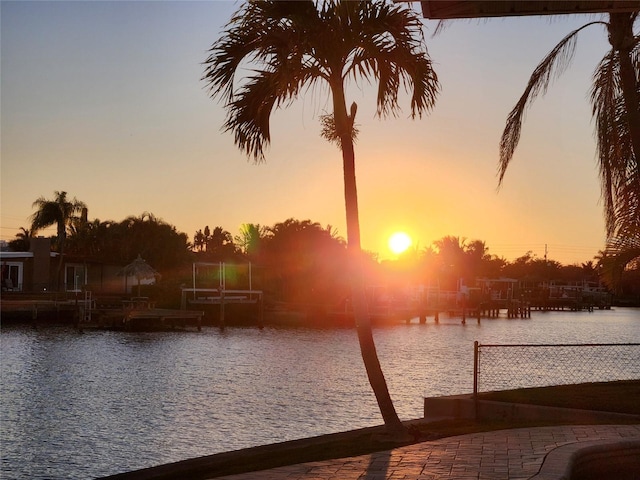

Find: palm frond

[30,202,63,232]
[203,0,439,163]
[498,21,606,185]
[591,45,640,237]
[342,0,439,118]
[30,190,86,240]
[600,224,640,291]
[204,1,328,162]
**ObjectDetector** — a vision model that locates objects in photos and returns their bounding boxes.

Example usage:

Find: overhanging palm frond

[592,47,640,237]
[599,224,640,292]
[592,51,628,234]
[498,21,606,185]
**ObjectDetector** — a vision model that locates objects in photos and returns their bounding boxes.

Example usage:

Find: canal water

[1,308,638,479]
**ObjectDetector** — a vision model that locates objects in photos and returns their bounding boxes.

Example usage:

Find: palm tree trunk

[332,82,405,435]
[609,13,640,167]
[55,222,66,291]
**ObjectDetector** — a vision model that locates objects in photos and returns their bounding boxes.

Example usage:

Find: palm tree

[203,0,439,434]
[67,218,101,257]
[193,229,206,252]
[30,191,87,290]
[205,226,237,260]
[432,236,466,290]
[8,227,32,252]
[498,12,639,241]
[235,223,267,257]
[116,212,191,271]
[16,226,32,239]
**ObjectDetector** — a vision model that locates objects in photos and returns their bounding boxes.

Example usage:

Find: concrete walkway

[212,424,640,480]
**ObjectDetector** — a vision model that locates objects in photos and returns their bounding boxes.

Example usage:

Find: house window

[65,264,87,292]
[2,262,23,291]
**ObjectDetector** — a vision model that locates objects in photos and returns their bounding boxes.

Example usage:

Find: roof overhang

[0,251,58,259]
[419,1,640,19]
[1,252,34,259]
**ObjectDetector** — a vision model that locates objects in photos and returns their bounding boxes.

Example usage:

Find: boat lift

[180,262,263,324]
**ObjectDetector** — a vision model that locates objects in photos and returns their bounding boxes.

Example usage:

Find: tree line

[10,191,638,304]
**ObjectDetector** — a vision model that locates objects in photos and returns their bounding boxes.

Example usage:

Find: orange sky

[1,2,611,264]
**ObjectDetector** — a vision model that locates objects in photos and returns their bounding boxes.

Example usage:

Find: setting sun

[388,232,412,255]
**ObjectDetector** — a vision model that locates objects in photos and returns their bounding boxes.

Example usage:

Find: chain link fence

[473,342,640,395]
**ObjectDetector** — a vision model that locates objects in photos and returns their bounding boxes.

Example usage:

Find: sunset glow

[0,3,609,265]
[388,232,412,255]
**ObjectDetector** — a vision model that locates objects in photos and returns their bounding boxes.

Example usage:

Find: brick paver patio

[212,424,640,480]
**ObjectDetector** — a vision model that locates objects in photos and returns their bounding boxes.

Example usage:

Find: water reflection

[1,309,638,479]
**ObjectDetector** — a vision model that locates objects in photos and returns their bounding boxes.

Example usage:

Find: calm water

[1,308,639,479]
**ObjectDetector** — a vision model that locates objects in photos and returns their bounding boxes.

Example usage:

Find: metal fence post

[473,341,479,420]
[473,340,479,397]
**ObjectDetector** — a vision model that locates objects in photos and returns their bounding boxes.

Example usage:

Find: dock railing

[473,341,640,396]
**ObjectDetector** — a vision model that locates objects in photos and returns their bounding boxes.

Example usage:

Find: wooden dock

[2,279,612,330]
[181,288,264,326]
[83,296,205,331]
[1,297,92,323]
[2,294,205,331]
[87,306,205,331]
[361,281,612,326]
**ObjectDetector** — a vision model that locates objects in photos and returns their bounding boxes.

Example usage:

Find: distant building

[1,237,54,291]
[1,237,127,294]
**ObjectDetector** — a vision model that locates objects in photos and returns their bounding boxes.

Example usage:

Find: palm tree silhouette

[203,0,439,434]
[9,227,33,252]
[499,12,639,241]
[235,223,266,257]
[30,191,86,290]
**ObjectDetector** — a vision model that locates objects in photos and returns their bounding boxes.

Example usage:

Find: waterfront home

[1,237,128,294]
